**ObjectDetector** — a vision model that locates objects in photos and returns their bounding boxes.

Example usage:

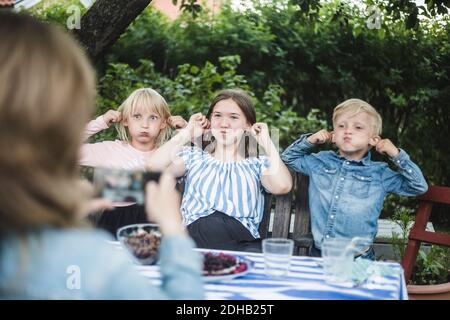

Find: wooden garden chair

[401,186,450,282]
[259,171,313,256]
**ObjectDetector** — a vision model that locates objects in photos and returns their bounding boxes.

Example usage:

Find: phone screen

[93,168,161,204]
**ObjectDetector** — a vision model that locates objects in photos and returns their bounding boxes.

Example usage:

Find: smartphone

[93,168,161,204]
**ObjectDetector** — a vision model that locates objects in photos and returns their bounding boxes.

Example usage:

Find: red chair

[401,186,450,282]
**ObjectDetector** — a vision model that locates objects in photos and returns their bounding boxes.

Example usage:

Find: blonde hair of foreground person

[0,12,96,237]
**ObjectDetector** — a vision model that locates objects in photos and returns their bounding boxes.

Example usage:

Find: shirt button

[341,177,345,181]
[331,215,335,219]
[346,161,350,165]
[335,195,339,199]
[408,169,412,173]
[326,235,330,239]
[397,160,400,163]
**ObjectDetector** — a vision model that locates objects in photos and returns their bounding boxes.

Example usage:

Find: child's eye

[231,116,239,120]
[338,124,344,128]
[213,114,221,118]
[150,115,158,120]
[133,114,141,119]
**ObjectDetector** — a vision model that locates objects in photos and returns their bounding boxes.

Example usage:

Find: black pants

[88,204,149,238]
[309,245,322,257]
[187,211,262,253]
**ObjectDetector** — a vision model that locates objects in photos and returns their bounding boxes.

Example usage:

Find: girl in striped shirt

[148,89,292,252]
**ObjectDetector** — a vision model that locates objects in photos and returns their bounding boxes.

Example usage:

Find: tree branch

[74,0,152,62]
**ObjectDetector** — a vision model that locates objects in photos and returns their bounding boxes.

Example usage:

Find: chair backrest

[258,191,273,239]
[401,186,450,282]
[259,171,312,255]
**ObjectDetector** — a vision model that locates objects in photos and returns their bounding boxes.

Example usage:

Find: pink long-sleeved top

[80,116,155,170]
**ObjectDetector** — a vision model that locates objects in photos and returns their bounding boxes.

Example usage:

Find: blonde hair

[116,88,172,146]
[333,98,382,135]
[0,13,96,237]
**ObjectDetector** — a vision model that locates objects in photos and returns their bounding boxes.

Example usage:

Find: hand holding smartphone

[93,168,162,204]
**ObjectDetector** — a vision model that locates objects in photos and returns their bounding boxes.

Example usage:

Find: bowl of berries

[202,252,254,282]
[117,223,162,265]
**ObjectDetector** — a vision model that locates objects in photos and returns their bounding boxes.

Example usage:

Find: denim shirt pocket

[316,166,338,189]
[349,173,373,198]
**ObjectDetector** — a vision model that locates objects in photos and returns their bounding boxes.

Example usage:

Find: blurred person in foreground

[0,12,203,299]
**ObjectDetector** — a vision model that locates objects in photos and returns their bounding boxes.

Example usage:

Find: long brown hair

[0,13,96,238]
[206,89,256,124]
[204,89,258,158]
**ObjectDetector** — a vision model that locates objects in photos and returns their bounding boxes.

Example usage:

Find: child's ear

[160,120,167,130]
[122,118,128,127]
[369,135,381,146]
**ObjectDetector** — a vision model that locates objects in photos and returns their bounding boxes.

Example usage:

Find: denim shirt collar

[334,150,372,166]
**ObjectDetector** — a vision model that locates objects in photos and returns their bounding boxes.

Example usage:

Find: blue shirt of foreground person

[282,99,428,257]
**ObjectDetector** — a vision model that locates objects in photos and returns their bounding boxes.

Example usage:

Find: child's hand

[79,198,114,218]
[76,180,114,219]
[250,123,271,149]
[307,129,332,144]
[185,113,209,139]
[102,110,122,127]
[168,116,188,130]
[375,139,400,158]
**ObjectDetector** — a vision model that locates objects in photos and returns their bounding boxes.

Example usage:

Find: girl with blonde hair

[80,88,187,235]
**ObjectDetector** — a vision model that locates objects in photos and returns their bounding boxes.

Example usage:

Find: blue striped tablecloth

[110,242,408,300]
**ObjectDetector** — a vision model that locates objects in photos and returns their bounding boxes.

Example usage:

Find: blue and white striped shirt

[177,146,270,239]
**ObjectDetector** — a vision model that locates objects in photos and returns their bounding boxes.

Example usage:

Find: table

[110,242,408,300]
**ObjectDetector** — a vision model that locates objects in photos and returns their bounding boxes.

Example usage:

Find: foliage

[413,246,450,285]
[390,208,415,261]
[172,0,203,19]
[27,0,86,26]
[366,0,450,29]
[96,55,325,147]
[390,208,450,285]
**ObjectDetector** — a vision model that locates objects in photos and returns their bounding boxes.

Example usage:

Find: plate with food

[202,252,254,282]
[117,223,161,265]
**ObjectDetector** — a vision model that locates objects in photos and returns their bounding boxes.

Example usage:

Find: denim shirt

[282,134,428,250]
[0,228,204,299]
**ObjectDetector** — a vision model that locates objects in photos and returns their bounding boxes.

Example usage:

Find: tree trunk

[74,0,152,62]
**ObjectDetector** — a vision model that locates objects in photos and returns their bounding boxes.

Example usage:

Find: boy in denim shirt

[282,99,428,259]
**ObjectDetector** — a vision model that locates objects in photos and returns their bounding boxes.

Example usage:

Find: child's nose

[220,119,230,128]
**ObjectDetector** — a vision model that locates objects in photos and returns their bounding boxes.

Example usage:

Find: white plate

[202,254,254,282]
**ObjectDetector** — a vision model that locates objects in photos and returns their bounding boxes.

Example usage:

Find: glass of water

[321,237,372,286]
[262,238,294,277]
